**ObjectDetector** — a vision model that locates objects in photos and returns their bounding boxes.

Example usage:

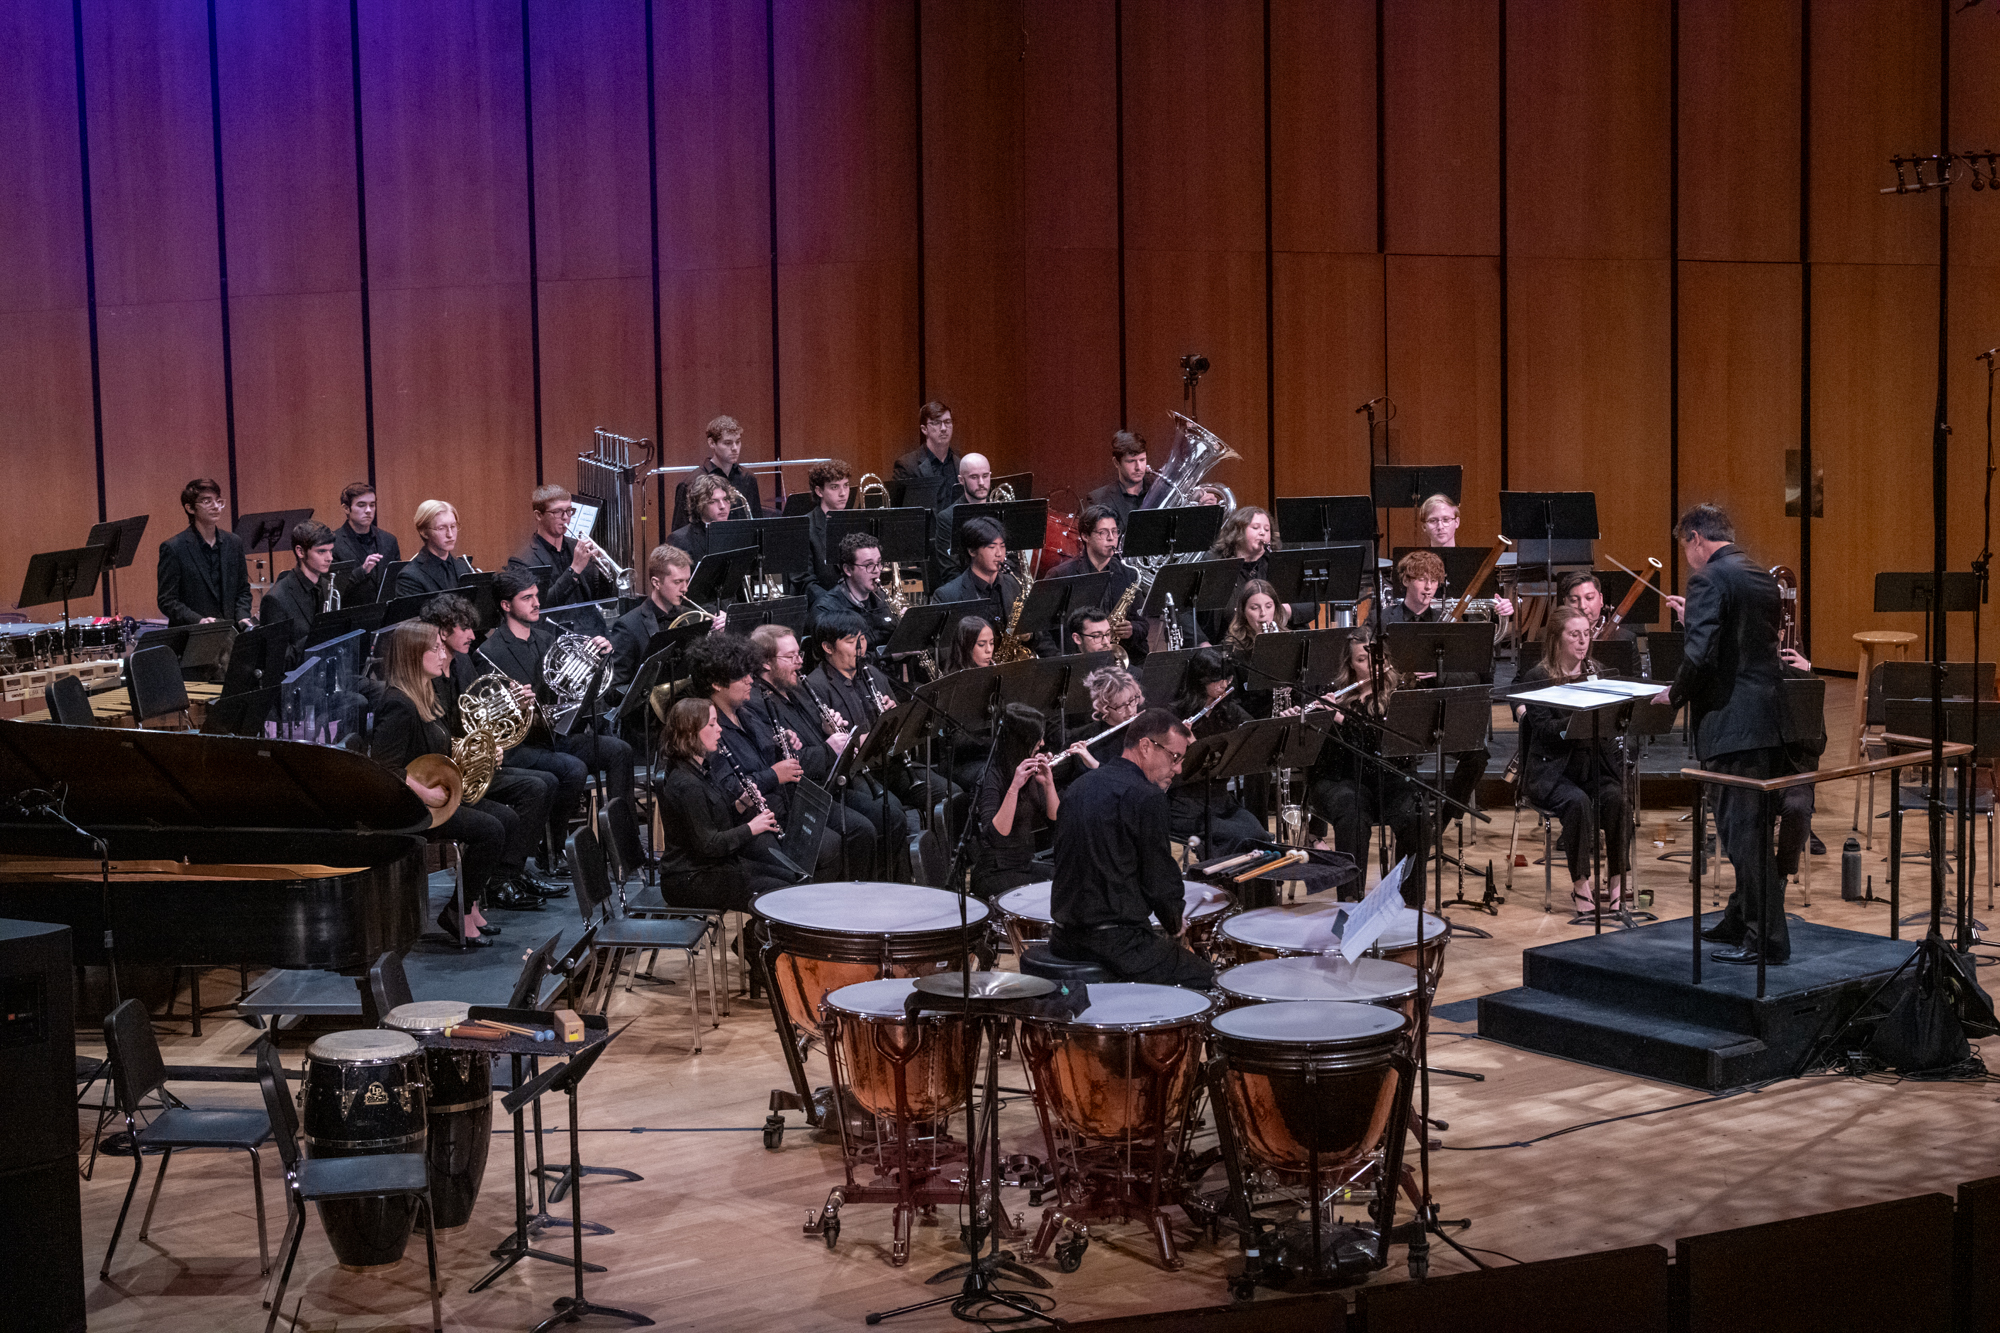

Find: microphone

[1354,396,1387,415]
[1976,348,2000,364]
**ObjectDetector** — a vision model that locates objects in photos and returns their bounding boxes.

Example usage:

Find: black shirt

[671,462,763,531]
[933,566,1021,635]
[369,685,449,775]
[977,767,1048,880]
[510,531,613,608]
[332,522,400,603]
[479,620,561,704]
[667,522,711,567]
[809,581,899,650]
[1045,553,1148,657]
[891,443,960,510]
[806,659,893,740]
[1085,477,1164,531]
[1051,755,1185,933]
[157,526,253,626]
[656,758,758,876]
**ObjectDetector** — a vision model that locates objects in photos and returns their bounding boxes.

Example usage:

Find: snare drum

[384,1001,492,1232]
[1215,955,1420,1021]
[820,979,968,1124]
[1219,900,1446,971]
[994,880,1234,959]
[755,884,989,1038]
[1019,983,1212,1143]
[1207,1000,1409,1181]
[301,1030,428,1270]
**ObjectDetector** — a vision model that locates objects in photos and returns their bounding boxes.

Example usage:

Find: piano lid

[0,718,429,837]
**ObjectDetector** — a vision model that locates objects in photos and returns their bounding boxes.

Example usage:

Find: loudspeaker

[0,919,75,1172]
[0,1158,86,1332]
[1959,1176,2000,1333]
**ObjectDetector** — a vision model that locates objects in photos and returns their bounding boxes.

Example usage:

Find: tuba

[1126,413,1241,585]
[452,672,532,803]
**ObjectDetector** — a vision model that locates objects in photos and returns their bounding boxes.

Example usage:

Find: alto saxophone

[1106,577,1141,667]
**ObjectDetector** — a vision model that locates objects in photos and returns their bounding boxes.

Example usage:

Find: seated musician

[1512,605,1631,915]
[934,613,999,793]
[1049,707,1214,989]
[396,500,469,597]
[1222,579,1284,716]
[1084,430,1161,531]
[369,621,539,945]
[258,520,340,660]
[688,632,846,879]
[1377,548,1492,815]
[1415,492,1515,619]
[1306,636,1424,901]
[1063,606,1116,658]
[1046,504,1148,663]
[805,460,853,589]
[933,451,993,575]
[750,623,905,879]
[655,697,793,912]
[808,610,954,810]
[482,567,637,822]
[419,593,562,908]
[972,704,1059,900]
[889,400,959,511]
[1557,570,1632,641]
[157,478,254,628]
[610,544,722,715]
[670,414,763,530]
[933,517,1021,634]
[510,484,615,608]
[1168,647,1267,858]
[809,533,900,654]
[332,481,400,603]
[1201,505,1307,643]
[1072,665,1142,768]
[668,473,733,567]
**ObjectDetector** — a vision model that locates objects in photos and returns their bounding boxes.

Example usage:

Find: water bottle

[1841,836,1862,901]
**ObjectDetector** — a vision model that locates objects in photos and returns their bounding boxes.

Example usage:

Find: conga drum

[995,880,1234,960]
[385,1001,492,1232]
[1215,955,1420,1023]
[301,1030,429,1269]
[755,884,989,1038]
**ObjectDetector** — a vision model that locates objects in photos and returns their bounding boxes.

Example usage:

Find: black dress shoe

[478,921,502,936]
[517,872,567,899]
[1809,832,1827,855]
[1711,945,1786,965]
[1699,923,1745,944]
[436,910,494,947]
[489,885,545,912]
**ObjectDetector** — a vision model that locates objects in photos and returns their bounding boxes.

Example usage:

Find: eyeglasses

[776,649,804,662]
[852,559,882,571]
[545,505,575,519]
[1144,736,1187,768]
[1078,629,1114,644]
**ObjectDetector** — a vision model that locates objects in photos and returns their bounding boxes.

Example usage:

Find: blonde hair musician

[396,499,469,599]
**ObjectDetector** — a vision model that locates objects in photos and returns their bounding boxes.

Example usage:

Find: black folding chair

[256,1043,442,1333]
[568,829,716,1049]
[44,673,95,724]
[99,999,272,1279]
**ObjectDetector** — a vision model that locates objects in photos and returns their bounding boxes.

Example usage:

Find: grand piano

[0,718,429,970]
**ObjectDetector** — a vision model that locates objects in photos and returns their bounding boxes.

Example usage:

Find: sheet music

[1511,678,1661,710]
[1334,855,1416,962]
[565,502,600,544]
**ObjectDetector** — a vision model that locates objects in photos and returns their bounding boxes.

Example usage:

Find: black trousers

[839,778,910,879]
[1309,776,1424,900]
[1707,747,1791,960]
[1050,923,1214,990]
[1169,788,1267,858]
[437,794,533,906]
[1537,758,1631,883]
[1777,783,1815,877]
[660,861,791,914]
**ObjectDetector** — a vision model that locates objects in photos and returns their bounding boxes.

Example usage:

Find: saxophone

[994,558,1037,664]
[1107,577,1141,667]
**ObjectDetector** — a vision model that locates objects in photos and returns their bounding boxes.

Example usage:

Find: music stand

[1390,546,1502,601]
[18,546,109,663]
[1264,545,1367,610]
[201,684,278,737]
[220,621,289,696]
[1124,505,1224,567]
[888,476,943,511]
[1379,684,1492,924]
[1370,465,1462,511]
[720,595,808,634]
[374,559,409,602]
[616,646,677,753]
[1248,628,1353,705]
[1139,558,1238,622]
[1499,492,1598,596]
[1011,571,1113,651]
[234,508,314,584]
[1382,621,1496,684]
[304,600,387,649]
[1055,650,1116,715]
[827,506,933,575]
[1274,495,1375,549]
[781,492,818,517]
[889,597,984,665]
[991,471,1032,500]
[688,545,762,608]
[84,515,148,617]
[948,499,1048,556]
[1138,648,1200,708]
[1876,572,1981,661]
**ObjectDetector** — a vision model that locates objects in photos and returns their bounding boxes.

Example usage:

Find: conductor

[1048,708,1214,989]
[1651,503,1790,965]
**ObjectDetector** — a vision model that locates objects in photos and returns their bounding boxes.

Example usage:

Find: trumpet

[581,539,634,596]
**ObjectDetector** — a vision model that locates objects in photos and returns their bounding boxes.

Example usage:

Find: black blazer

[510,531,613,608]
[655,759,758,876]
[609,599,665,701]
[670,462,764,531]
[934,566,1021,635]
[1514,662,1623,806]
[667,522,711,567]
[1667,544,1784,762]
[156,527,252,626]
[480,621,560,704]
[395,549,464,599]
[891,444,959,510]
[332,523,400,603]
[258,568,327,658]
[368,685,449,775]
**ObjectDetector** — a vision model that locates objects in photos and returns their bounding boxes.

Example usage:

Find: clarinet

[712,744,782,834]
[800,679,849,735]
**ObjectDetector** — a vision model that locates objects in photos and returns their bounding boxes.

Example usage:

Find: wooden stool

[1851,630,1918,764]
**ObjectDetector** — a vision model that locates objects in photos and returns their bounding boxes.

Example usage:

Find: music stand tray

[827,507,934,570]
[18,547,110,649]
[85,515,149,570]
[1875,571,1980,614]
[1371,465,1462,511]
[1382,621,1495,683]
[1377,684,1493,761]
[1124,505,1223,565]
[1274,496,1375,548]
[1264,545,1367,607]
[1499,491,1598,572]
[948,499,1048,556]
[1139,648,1201,708]
[305,601,387,649]
[720,596,809,634]
[888,598,983,662]
[707,516,814,581]
[1011,571,1113,647]
[234,508,315,566]
[1247,628,1353,703]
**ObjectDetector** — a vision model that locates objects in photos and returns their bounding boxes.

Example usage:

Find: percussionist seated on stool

[1650,502,1791,965]
[654,697,793,913]
[1513,605,1631,916]
[1048,708,1215,990]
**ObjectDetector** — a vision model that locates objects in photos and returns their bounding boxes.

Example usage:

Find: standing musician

[481,568,636,817]
[1049,707,1214,989]
[1306,637,1424,899]
[808,610,954,809]
[750,623,905,878]
[668,473,734,567]
[972,704,1059,900]
[510,484,615,608]
[1557,570,1632,641]
[933,451,993,575]
[688,633,846,880]
[157,478,253,628]
[933,517,1021,634]
[805,460,853,590]
[332,481,400,603]
[670,414,764,530]
[1651,502,1790,965]
[396,500,470,598]
[257,520,340,661]
[1084,430,1163,531]
[1045,504,1148,663]
[655,696,791,912]
[1513,605,1632,915]
[609,544,723,708]
[809,533,900,651]
[369,621,536,945]
[1168,647,1266,858]
[1415,492,1515,620]
[890,400,960,510]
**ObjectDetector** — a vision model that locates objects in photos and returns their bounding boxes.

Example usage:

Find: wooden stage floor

[72,703,2000,1331]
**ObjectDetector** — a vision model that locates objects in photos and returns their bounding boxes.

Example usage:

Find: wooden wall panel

[1122,0,1267,505]
[83,0,230,613]
[922,0,1027,473]
[1272,253,1383,500]
[531,0,655,543]
[1676,262,1801,586]
[359,0,534,569]
[656,0,774,476]
[0,2,97,614]
[1383,0,1499,258]
[1809,0,1938,268]
[773,0,919,481]
[1021,0,1119,481]
[1677,0,1800,264]
[1949,8,2000,265]
[1270,0,1375,257]
[1507,0,1671,262]
[1384,254,1502,553]
[1506,259,1673,561]
[215,0,365,522]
